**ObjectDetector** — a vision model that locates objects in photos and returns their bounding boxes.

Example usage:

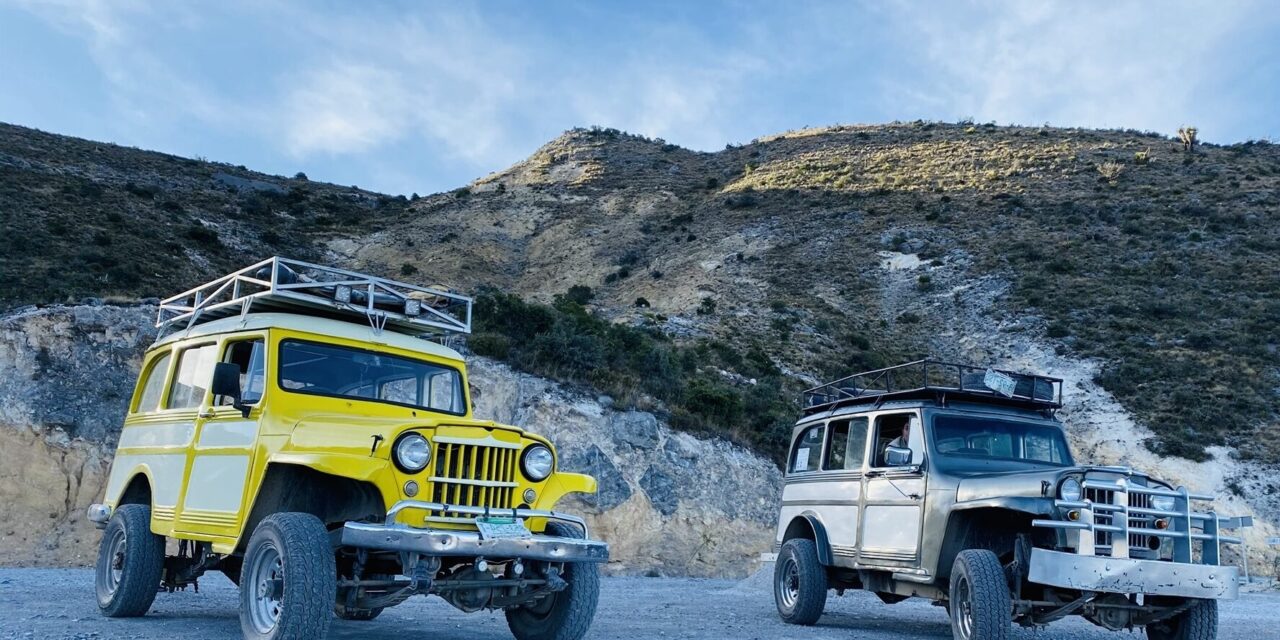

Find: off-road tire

[774,538,828,625]
[95,504,165,617]
[949,549,1012,640]
[1146,599,1217,640]
[239,513,336,640]
[505,522,600,640]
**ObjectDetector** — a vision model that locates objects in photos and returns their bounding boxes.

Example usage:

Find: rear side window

[824,417,869,471]
[788,424,825,474]
[167,344,218,409]
[133,352,172,413]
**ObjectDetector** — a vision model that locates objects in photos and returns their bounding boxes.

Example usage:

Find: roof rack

[157,257,472,337]
[802,359,1063,415]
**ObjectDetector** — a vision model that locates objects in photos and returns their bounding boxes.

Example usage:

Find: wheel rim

[777,556,800,610]
[955,573,974,640]
[97,527,127,598]
[247,542,284,633]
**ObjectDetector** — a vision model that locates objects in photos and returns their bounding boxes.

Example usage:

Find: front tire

[505,522,600,640]
[239,513,336,640]
[1146,599,1217,640]
[949,549,1011,640]
[774,538,828,625]
[95,504,165,617]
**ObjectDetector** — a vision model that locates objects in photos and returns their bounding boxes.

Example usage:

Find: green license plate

[476,517,531,540]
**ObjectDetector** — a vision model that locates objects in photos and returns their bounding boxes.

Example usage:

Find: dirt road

[1,568,1275,639]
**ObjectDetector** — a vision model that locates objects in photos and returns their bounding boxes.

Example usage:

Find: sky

[2,0,1278,196]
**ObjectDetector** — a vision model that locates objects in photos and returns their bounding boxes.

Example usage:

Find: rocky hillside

[2,120,1279,575]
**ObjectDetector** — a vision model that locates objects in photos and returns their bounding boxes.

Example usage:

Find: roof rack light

[156,257,472,337]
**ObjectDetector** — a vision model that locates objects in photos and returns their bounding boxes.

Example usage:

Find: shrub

[1134,150,1151,165]
[1097,161,1124,182]
[696,297,717,315]
[562,285,593,305]
[1178,126,1198,151]
[400,263,419,276]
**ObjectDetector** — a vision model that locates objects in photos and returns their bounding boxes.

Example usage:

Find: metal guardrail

[1033,476,1240,564]
[157,257,472,336]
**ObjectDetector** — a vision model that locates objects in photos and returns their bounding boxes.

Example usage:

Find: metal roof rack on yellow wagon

[156,256,472,337]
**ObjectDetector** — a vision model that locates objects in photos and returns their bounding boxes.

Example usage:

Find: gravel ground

[1,568,1275,640]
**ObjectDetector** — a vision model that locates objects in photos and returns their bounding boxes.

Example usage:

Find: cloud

[882,0,1269,138]
[281,63,410,156]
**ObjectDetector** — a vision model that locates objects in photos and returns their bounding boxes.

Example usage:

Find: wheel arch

[236,462,386,553]
[782,513,834,566]
[117,473,154,507]
[937,505,1052,583]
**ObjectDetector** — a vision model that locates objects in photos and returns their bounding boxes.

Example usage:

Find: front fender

[951,496,1055,516]
[539,472,598,508]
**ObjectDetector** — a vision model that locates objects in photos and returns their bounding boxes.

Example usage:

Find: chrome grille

[1085,487,1116,552]
[1084,486,1155,557]
[430,441,519,518]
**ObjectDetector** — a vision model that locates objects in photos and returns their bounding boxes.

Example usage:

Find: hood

[955,463,1164,503]
[286,413,524,458]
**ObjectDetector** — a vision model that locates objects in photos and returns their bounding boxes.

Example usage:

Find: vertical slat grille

[1128,491,1153,553]
[1085,487,1115,554]
[429,441,518,519]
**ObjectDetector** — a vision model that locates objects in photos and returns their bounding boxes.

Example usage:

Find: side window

[823,417,869,471]
[219,339,266,406]
[133,352,172,413]
[788,424,826,474]
[167,344,218,409]
[873,413,923,467]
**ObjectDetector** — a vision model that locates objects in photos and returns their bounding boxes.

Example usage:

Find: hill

[2,121,1278,467]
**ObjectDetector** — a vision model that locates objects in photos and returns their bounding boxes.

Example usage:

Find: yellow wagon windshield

[278,339,466,415]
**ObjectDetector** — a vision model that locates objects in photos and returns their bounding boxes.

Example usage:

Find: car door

[175,335,266,539]
[858,411,927,568]
[820,417,869,565]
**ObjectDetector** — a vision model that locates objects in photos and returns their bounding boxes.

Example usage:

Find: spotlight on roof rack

[334,284,353,304]
[404,298,422,317]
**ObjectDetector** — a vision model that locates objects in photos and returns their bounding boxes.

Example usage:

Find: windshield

[278,339,466,415]
[931,414,1072,466]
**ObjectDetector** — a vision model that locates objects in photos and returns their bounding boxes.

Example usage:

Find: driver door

[858,411,926,567]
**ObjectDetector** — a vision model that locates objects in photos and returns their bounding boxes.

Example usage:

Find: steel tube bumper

[342,522,610,563]
[1028,548,1238,600]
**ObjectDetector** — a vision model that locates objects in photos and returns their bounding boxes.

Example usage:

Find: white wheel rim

[777,556,800,610]
[247,543,284,633]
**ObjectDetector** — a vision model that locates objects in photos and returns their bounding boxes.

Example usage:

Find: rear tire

[239,513,336,640]
[949,549,1011,640]
[95,504,165,617]
[505,522,600,640]
[774,538,828,625]
[1146,599,1217,640]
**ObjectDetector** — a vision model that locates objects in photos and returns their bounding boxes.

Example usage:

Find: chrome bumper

[1029,548,1238,600]
[341,500,609,564]
[87,504,112,529]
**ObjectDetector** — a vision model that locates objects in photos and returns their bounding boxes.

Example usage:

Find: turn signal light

[1067,510,1081,521]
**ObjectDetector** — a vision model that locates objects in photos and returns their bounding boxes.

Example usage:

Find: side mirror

[212,362,250,418]
[885,445,912,467]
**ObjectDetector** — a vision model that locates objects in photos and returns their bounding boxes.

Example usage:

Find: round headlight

[1151,494,1176,512]
[521,445,554,481]
[394,433,431,473]
[1059,477,1082,502]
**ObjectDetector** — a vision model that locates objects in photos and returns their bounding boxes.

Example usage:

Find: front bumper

[1029,548,1238,600]
[341,500,609,564]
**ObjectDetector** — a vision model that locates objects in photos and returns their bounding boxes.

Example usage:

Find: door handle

[198,408,216,419]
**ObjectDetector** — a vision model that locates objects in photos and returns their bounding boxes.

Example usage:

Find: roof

[151,312,465,362]
[797,398,1060,426]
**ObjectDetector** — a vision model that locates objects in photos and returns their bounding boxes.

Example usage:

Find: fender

[267,451,391,483]
[784,512,835,566]
[540,472,598,509]
[950,496,1054,516]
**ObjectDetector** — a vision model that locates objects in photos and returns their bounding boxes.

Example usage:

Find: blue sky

[2,1,1278,196]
